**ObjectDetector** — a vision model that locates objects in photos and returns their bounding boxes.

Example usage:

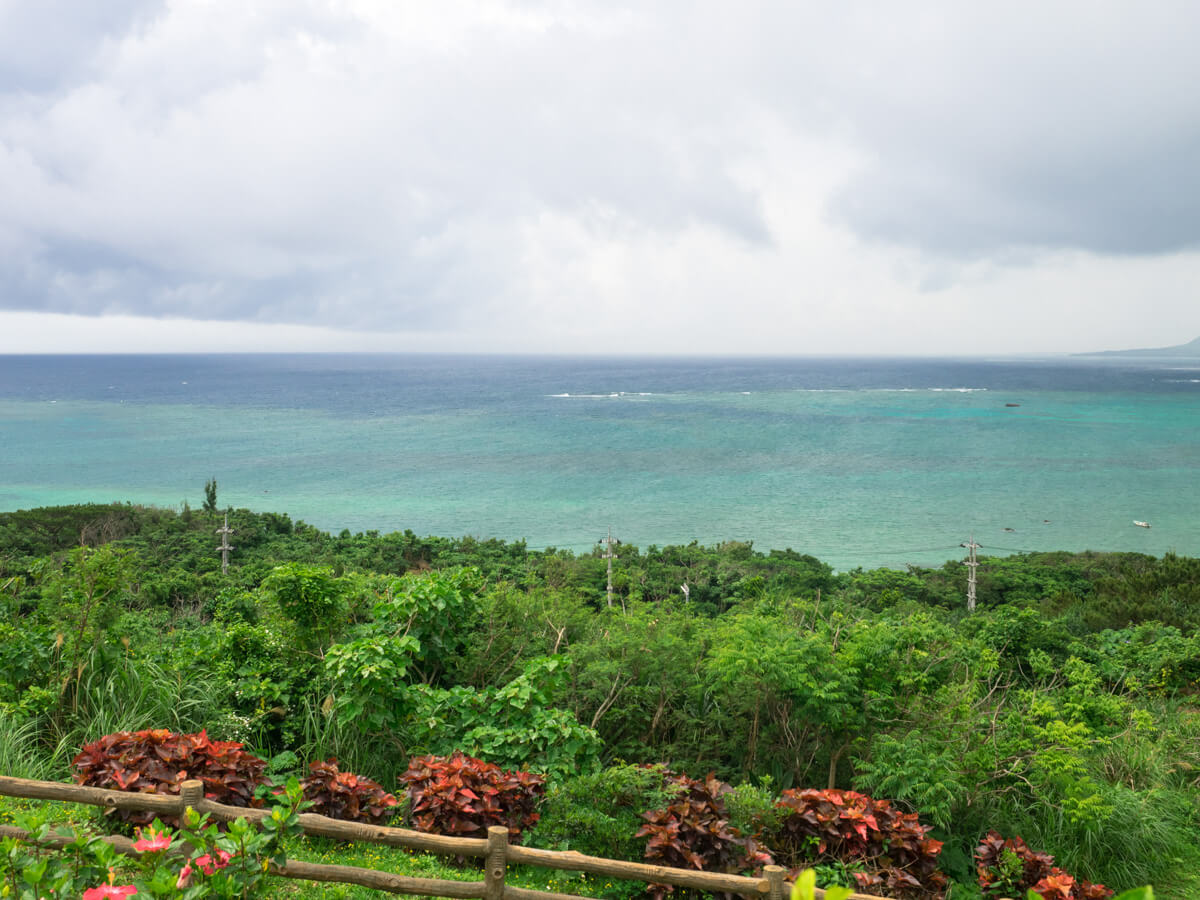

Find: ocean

[1,354,1197,571]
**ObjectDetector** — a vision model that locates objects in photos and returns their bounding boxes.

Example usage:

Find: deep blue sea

[1,354,1197,571]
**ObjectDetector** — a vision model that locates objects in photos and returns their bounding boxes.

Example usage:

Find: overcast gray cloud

[0,0,163,91]
[1,1,1198,352]
[0,2,770,327]
[815,3,1200,256]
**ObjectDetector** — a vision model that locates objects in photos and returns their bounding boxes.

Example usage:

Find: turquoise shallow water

[1,354,1197,570]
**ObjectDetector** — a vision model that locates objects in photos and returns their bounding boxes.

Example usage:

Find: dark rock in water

[1005,402,1020,407]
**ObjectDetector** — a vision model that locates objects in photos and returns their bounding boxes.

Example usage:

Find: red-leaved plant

[768,788,947,899]
[399,751,545,847]
[301,758,398,825]
[636,769,773,900]
[976,831,1112,900]
[72,729,267,826]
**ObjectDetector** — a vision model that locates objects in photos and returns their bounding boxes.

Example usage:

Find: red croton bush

[768,788,947,900]
[636,769,773,900]
[399,751,546,845]
[72,728,267,826]
[976,831,1112,900]
[301,758,398,825]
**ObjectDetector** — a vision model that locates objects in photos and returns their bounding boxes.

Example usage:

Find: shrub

[768,788,947,899]
[723,776,784,839]
[636,769,772,900]
[534,763,677,860]
[72,728,267,825]
[399,751,545,846]
[408,656,602,780]
[301,758,399,825]
[976,831,1112,900]
[263,563,346,640]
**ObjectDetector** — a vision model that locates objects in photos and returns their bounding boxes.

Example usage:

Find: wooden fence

[0,775,901,900]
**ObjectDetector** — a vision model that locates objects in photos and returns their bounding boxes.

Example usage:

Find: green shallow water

[0,354,1196,570]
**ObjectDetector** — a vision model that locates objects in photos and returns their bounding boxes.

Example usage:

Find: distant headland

[1075,336,1200,357]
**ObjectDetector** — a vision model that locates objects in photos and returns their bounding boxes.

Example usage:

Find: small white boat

[1133,520,1151,528]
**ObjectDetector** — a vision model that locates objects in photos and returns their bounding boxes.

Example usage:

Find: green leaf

[824,888,853,900]
[791,868,816,900]
[23,858,47,885]
[1112,888,1154,900]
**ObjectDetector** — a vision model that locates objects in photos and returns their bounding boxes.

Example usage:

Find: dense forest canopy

[1,503,1197,897]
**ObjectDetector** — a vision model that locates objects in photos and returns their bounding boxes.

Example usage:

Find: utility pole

[599,527,619,608]
[960,535,980,612]
[216,514,235,575]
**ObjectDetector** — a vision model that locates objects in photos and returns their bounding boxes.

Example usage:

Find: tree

[203,478,218,514]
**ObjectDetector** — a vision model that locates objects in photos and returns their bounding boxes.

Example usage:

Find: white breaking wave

[549,386,992,398]
[547,391,658,398]
[868,386,988,393]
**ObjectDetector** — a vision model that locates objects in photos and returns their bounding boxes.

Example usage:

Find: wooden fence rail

[0,775,897,900]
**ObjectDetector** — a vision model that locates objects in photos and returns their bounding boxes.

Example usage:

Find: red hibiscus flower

[82,885,138,899]
[133,825,172,853]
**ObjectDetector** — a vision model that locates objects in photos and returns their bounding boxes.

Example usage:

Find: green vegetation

[204,479,220,516]
[1,503,1197,898]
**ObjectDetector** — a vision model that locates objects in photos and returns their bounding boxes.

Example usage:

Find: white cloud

[0,309,441,353]
[1,0,1199,354]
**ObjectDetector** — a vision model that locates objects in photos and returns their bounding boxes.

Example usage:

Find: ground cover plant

[769,788,946,898]
[300,758,398,826]
[636,769,771,897]
[399,751,545,844]
[975,831,1111,899]
[73,728,268,826]
[1,503,1198,896]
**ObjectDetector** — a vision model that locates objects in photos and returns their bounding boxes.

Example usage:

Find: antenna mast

[960,535,980,612]
[216,514,235,575]
[599,526,619,608]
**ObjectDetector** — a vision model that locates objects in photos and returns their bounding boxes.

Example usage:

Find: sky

[1,1,1199,356]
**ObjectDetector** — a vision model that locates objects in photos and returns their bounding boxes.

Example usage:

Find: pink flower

[132,825,173,853]
[176,862,193,890]
[82,886,138,899]
[195,849,234,875]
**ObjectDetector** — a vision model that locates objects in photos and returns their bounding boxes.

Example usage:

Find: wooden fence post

[765,865,785,900]
[484,826,508,900]
[179,779,204,817]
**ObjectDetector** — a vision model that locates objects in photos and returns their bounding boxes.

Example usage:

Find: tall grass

[985,781,1200,895]
[33,649,230,775]
[292,697,407,786]
[0,715,73,780]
